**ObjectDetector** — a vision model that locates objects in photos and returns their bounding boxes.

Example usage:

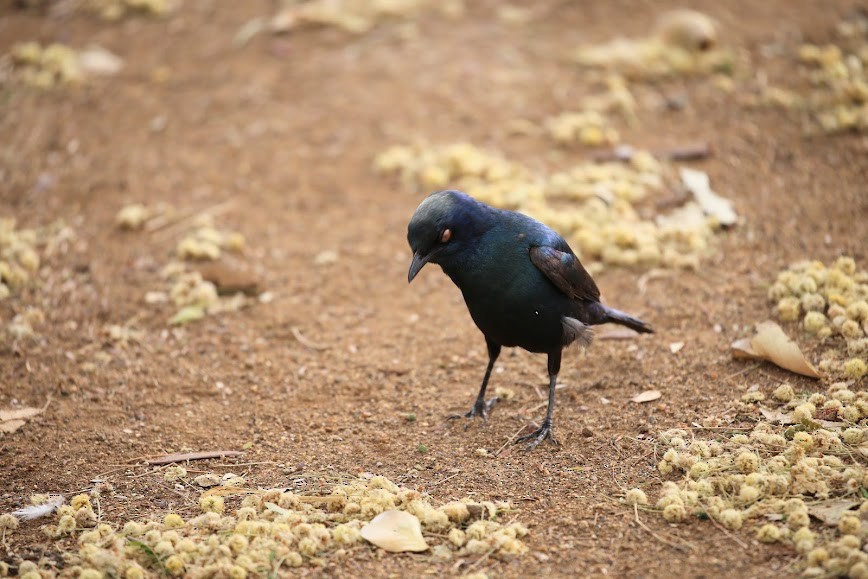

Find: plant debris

[731,321,821,378]
[3,474,528,577]
[374,143,737,270]
[572,9,736,80]
[360,510,428,552]
[766,257,868,379]
[270,0,464,35]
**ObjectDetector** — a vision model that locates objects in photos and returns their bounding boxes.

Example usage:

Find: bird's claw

[514,420,559,450]
[447,396,500,425]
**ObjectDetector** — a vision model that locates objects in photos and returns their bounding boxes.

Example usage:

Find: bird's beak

[408,251,429,283]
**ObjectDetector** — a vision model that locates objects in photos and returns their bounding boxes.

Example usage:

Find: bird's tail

[600,306,654,334]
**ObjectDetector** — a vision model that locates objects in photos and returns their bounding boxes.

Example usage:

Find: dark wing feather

[529,246,601,302]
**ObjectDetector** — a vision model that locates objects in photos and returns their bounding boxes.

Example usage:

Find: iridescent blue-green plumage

[407,190,653,449]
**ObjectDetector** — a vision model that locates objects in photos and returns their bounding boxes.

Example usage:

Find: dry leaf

[759,408,793,424]
[808,499,862,526]
[758,408,843,429]
[0,404,47,434]
[631,390,662,403]
[0,419,26,434]
[731,321,820,378]
[681,167,737,226]
[78,46,124,76]
[360,510,428,552]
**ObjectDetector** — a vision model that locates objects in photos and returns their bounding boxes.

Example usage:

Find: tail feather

[601,306,653,334]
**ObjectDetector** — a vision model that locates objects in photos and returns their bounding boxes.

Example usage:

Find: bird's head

[406,189,491,282]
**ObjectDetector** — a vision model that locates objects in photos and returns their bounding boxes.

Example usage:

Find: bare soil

[1,1,866,577]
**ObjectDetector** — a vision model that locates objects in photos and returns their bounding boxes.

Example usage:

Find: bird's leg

[516,349,562,450]
[448,339,501,422]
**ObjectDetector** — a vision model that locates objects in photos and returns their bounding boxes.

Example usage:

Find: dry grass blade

[633,504,694,553]
[291,326,330,350]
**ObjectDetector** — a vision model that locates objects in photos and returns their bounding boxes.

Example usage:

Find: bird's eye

[440,228,452,243]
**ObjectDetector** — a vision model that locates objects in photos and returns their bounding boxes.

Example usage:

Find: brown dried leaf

[808,499,861,526]
[0,405,47,434]
[631,390,662,403]
[731,321,820,378]
[0,419,26,433]
[0,406,45,422]
[758,408,793,424]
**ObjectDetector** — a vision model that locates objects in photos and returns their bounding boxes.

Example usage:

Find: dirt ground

[1,0,867,577]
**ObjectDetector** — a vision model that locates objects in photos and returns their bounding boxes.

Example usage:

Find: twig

[493,423,535,457]
[722,362,762,382]
[597,329,640,340]
[589,142,712,163]
[707,513,749,548]
[290,326,329,350]
[146,200,236,236]
[633,504,693,553]
[429,471,462,488]
[145,451,245,465]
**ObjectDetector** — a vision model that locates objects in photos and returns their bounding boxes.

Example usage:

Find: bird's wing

[529,245,601,302]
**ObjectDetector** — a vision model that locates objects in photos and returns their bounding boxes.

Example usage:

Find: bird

[407,189,653,450]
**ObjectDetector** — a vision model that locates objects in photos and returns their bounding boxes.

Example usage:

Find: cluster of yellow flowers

[3,475,527,578]
[115,204,251,325]
[376,142,724,270]
[769,257,868,379]
[799,15,868,134]
[7,42,82,89]
[635,377,868,577]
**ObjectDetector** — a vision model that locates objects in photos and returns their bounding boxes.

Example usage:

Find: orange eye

[440,229,452,243]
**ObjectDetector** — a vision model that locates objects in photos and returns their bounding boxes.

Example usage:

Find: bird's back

[442,209,595,352]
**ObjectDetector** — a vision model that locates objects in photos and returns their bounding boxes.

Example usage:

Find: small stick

[633,504,693,553]
[146,200,236,236]
[589,142,712,163]
[429,471,462,488]
[597,329,640,340]
[708,514,748,548]
[494,424,535,457]
[290,326,329,350]
[145,451,245,465]
[722,362,762,382]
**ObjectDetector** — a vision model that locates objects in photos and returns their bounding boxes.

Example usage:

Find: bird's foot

[447,396,499,424]
[514,419,559,450]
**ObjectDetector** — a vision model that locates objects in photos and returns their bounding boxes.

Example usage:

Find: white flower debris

[9,475,528,576]
[374,143,735,270]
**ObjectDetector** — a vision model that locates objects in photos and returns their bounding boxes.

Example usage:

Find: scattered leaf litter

[375,143,735,270]
[2,475,528,577]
